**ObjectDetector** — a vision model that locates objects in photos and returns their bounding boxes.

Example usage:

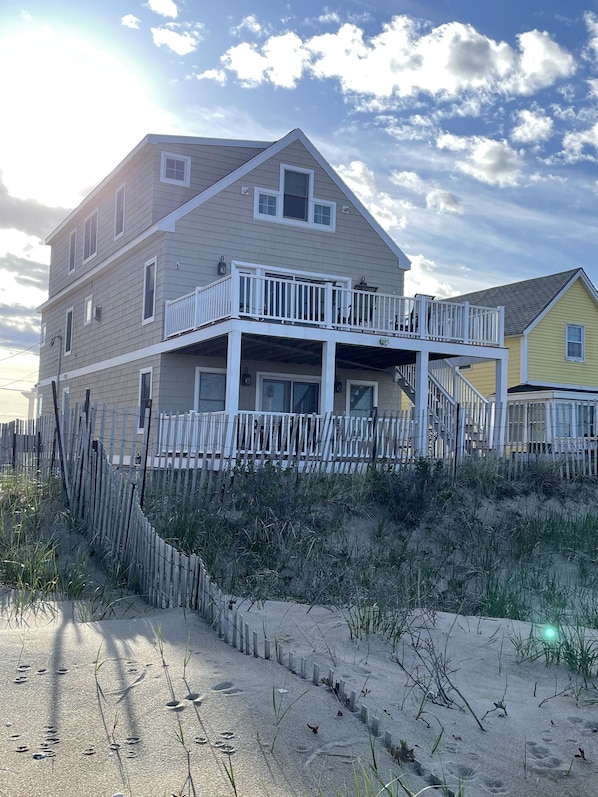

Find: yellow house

[450,268,598,445]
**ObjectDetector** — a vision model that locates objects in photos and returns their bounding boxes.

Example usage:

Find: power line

[0,370,38,390]
[0,341,40,362]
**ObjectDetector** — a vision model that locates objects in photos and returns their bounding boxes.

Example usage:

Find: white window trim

[65,307,74,356]
[257,370,321,413]
[194,367,227,412]
[40,323,47,348]
[62,386,70,415]
[84,295,93,326]
[566,323,585,362]
[68,230,76,274]
[138,367,153,432]
[114,184,125,240]
[346,379,378,416]
[253,163,336,232]
[160,151,191,187]
[83,210,98,263]
[142,257,156,324]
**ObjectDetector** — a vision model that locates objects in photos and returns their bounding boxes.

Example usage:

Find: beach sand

[2,596,598,797]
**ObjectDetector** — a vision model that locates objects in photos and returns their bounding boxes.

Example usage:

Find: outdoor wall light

[217,256,227,276]
[241,367,252,387]
[379,337,389,346]
[334,380,343,393]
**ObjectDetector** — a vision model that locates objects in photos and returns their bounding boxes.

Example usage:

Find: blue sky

[1,0,598,417]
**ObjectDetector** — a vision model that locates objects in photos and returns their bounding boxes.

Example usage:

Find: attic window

[160,151,191,187]
[566,324,585,362]
[254,164,336,231]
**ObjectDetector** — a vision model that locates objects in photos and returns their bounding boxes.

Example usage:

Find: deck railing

[165,272,503,347]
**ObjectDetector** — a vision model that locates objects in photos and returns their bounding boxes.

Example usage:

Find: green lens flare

[542,625,558,642]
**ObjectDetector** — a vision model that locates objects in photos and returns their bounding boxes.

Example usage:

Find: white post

[224,329,242,457]
[493,353,508,452]
[321,339,336,415]
[414,350,429,456]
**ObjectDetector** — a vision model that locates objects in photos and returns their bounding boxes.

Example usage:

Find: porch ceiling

[171,333,449,372]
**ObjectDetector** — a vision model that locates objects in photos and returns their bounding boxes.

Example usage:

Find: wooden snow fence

[60,412,406,752]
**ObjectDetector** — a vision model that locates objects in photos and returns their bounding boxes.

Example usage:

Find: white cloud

[425,189,463,214]
[219,16,575,108]
[437,134,524,186]
[511,108,554,143]
[561,121,598,162]
[336,161,377,199]
[390,171,427,193]
[231,15,264,36]
[223,32,309,88]
[146,0,178,18]
[121,14,140,29]
[196,68,227,85]
[151,23,203,56]
[404,254,455,298]
[584,12,598,60]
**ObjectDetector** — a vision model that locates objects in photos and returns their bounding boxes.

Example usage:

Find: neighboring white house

[38,129,507,459]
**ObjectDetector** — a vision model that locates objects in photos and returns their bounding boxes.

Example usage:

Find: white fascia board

[158,128,411,271]
[525,269,598,335]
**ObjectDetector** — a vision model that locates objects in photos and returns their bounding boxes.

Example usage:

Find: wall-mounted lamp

[217,256,227,276]
[241,367,252,387]
[334,380,343,394]
[379,337,389,347]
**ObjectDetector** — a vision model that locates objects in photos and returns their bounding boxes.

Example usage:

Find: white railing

[164,272,503,347]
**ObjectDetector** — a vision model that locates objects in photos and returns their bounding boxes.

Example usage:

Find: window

[83,211,98,261]
[160,151,191,187]
[138,369,152,431]
[114,185,125,238]
[566,324,584,361]
[347,381,378,418]
[143,258,156,322]
[68,230,76,273]
[314,203,331,226]
[258,193,277,216]
[84,295,93,326]
[254,164,336,230]
[261,377,319,413]
[40,323,46,348]
[283,169,309,221]
[65,308,73,355]
[195,370,226,412]
[62,387,70,415]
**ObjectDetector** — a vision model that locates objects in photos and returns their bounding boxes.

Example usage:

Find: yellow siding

[461,337,521,396]
[528,280,598,387]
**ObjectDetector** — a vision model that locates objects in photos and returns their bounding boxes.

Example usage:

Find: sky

[1,0,598,419]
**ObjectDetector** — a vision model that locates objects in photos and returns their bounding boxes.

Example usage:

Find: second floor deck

[165,266,504,348]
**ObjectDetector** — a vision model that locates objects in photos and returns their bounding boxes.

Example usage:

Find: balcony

[164,270,504,347]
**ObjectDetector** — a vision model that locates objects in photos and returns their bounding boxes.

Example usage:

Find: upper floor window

[160,151,191,187]
[40,322,47,348]
[83,210,98,262]
[65,307,73,355]
[138,369,152,431]
[68,230,76,274]
[143,258,156,323]
[84,295,93,326]
[566,324,584,362]
[114,185,125,239]
[254,164,336,231]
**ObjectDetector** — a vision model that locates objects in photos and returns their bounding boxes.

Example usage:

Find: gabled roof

[449,268,596,336]
[46,129,410,270]
[156,128,410,269]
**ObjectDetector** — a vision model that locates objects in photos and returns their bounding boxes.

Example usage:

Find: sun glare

[0,24,171,208]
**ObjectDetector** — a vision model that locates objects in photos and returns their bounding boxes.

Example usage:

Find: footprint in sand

[212,680,243,695]
[525,740,566,773]
[480,776,508,795]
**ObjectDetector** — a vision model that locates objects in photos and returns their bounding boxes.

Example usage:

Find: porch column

[414,349,429,457]
[493,352,508,452]
[224,329,242,457]
[321,339,336,416]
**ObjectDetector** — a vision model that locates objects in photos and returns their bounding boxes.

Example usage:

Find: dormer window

[160,151,191,187]
[254,164,336,231]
